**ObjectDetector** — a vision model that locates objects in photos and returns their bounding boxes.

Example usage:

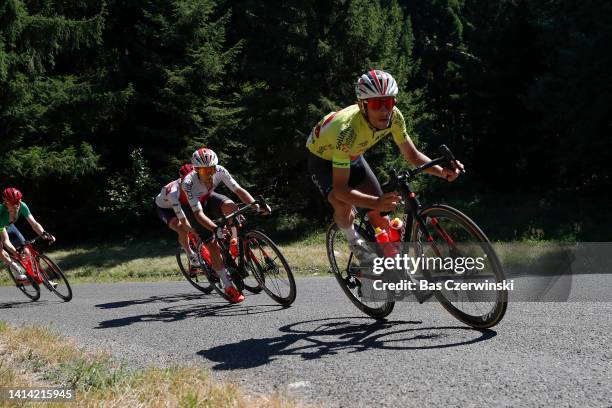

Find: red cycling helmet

[2,187,22,204]
[178,163,193,179]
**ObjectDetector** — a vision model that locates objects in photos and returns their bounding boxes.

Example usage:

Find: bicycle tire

[244,230,296,306]
[176,244,214,294]
[412,204,507,329]
[36,254,73,302]
[326,222,394,319]
[6,262,40,301]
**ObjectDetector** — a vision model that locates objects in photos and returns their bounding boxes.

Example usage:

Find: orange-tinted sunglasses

[364,97,396,111]
[196,166,216,177]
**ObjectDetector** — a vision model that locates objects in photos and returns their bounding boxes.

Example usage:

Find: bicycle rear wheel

[36,254,73,302]
[6,262,40,301]
[412,205,507,328]
[326,222,394,319]
[244,230,296,306]
[176,243,213,294]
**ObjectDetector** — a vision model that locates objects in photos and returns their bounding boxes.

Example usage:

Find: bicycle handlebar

[214,196,269,227]
[381,145,464,191]
[15,235,50,251]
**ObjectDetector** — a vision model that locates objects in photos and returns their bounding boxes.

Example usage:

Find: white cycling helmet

[355,69,398,100]
[191,147,218,167]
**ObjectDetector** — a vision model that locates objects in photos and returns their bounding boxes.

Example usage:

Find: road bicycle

[203,197,297,306]
[5,236,72,302]
[326,145,507,328]
[176,231,214,294]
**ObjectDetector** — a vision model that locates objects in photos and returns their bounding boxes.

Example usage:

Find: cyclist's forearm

[2,240,17,255]
[0,230,14,253]
[332,186,379,209]
[404,150,445,179]
[26,215,46,236]
[0,249,11,264]
[234,187,255,205]
[194,210,217,231]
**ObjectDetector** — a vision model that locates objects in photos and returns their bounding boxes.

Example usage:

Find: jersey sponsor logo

[336,127,356,152]
[183,177,194,200]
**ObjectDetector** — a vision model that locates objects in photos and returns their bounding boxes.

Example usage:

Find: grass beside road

[0,233,331,286]
[0,321,302,407]
[0,230,576,286]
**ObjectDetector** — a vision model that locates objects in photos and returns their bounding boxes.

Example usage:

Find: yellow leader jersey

[306,104,410,168]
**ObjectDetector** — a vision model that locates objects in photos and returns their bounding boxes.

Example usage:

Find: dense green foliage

[1,0,610,241]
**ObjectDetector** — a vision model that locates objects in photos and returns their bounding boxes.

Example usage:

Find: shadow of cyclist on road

[94,299,285,329]
[197,317,497,370]
[95,292,208,309]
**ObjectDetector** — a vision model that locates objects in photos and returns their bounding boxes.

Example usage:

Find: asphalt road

[0,276,610,407]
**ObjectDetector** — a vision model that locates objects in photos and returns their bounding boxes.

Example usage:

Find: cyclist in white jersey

[181,147,270,303]
[155,163,199,267]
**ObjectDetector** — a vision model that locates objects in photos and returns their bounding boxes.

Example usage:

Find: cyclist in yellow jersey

[306,69,464,259]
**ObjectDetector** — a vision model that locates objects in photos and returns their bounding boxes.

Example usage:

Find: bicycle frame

[348,146,463,284]
[214,197,274,278]
[14,243,44,285]
[362,145,462,254]
[188,231,212,265]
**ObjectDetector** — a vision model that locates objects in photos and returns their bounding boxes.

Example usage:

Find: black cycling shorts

[156,206,177,225]
[307,152,383,199]
[181,192,231,243]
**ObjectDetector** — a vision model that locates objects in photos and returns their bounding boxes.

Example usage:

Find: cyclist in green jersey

[0,188,56,282]
[306,69,464,260]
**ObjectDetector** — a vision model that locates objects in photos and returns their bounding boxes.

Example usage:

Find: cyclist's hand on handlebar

[442,159,464,182]
[251,202,271,215]
[42,232,56,244]
[376,192,401,212]
[213,225,226,240]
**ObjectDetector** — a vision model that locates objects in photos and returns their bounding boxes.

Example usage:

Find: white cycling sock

[217,267,232,288]
[341,225,360,243]
[9,261,23,276]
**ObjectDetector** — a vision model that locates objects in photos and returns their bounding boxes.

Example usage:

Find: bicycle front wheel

[36,254,73,302]
[244,230,296,306]
[326,222,394,319]
[412,205,507,329]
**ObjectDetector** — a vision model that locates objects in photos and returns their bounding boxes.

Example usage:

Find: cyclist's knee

[168,217,179,229]
[329,192,350,212]
[221,200,238,214]
[327,189,343,206]
[175,219,189,232]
